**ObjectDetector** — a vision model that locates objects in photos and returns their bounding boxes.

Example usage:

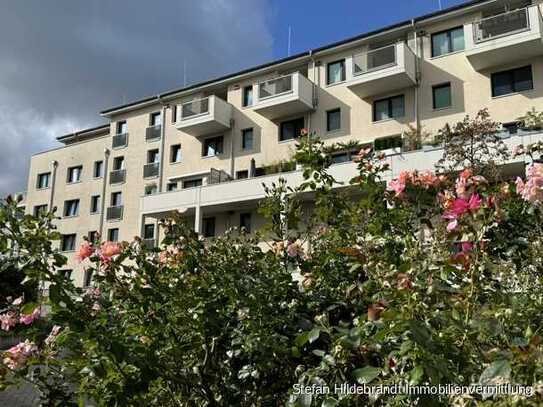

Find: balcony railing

[143,162,159,178]
[142,238,156,249]
[258,74,293,100]
[112,133,128,149]
[353,44,397,76]
[473,7,530,43]
[145,125,161,141]
[109,169,126,184]
[181,98,209,120]
[106,205,123,221]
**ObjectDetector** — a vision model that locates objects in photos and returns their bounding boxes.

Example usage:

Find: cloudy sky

[0,0,464,196]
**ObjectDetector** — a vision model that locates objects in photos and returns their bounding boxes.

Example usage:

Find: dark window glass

[432,83,452,109]
[203,136,224,156]
[59,269,72,279]
[37,172,51,189]
[83,269,93,287]
[170,144,182,163]
[108,228,119,242]
[374,135,403,151]
[88,231,98,242]
[327,60,346,85]
[147,149,159,163]
[94,161,103,178]
[90,196,101,214]
[240,213,252,233]
[117,121,127,134]
[64,199,80,217]
[373,95,405,121]
[143,224,155,239]
[202,217,215,238]
[171,105,177,123]
[431,27,464,57]
[111,192,122,206]
[33,204,48,217]
[67,166,82,183]
[279,117,304,141]
[61,234,76,251]
[113,156,124,170]
[183,178,203,189]
[327,108,341,132]
[236,170,249,179]
[242,86,253,107]
[242,128,254,150]
[150,112,162,126]
[167,182,178,191]
[491,65,533,97]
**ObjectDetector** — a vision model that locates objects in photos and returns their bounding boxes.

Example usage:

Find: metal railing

[258,74,293,100]
[353,44,397,76]
[142,238,156,249]
[181,97,210,120]
[106,205,123,221]
[473,7,530,43]
[109,169,126,184]
[145,125,161,141]
[112,133,128,148]
[143,162,159,178]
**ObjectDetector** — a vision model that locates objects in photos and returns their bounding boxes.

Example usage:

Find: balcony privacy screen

[474,8,529,43]
[353,44,396,75]
[106,205,123,220]
[258,75,293,99]
[145,125,161,141]
[181,98,209,119]
[143,163,159,178]
[112,133,128,148]
[109,169,126,184]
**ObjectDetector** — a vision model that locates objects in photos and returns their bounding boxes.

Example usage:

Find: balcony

[465,6,543,71]
[145,125,161,141]
[175,95,232,136]
[106,205,123,221]
[143,162,159,178]
[109,169,126,185]
[253,72,314,120]
[112,133,128,149]
[142,238,156,249]
[347,42,417,98]
[140,130,543,218]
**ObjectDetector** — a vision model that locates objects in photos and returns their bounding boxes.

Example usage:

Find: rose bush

[0,127,543,406]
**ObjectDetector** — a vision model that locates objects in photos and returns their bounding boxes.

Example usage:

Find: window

[147,149,159,164]
[432,83,452,109]
[431,27,464,57]
[67,166,82,183]
[240,213,252,233]
[61,234,76,252]
[108,228,119,242]
[150,112,162,126]
[170,144,182,163]
[37,172,51,189]
[59,269,72,279]
[374,135,403,151]
[88,231,98,242]
[373,95,405,121]
[33,204,48,217]
[144,184,158,195]
[117,121,127,134]
[83,269,93,287]
[203,136,224,156]
[326,108,341,132]
[327,59,346,85]
[93,161,104,178]
[113,156,125,171]
[202,217,215,238]
[183,178,203,189]
[236,170,249,179]
[279,117,305,141]
[167,182,178,192]
[491,65,533,97]
[170,105,178,123]
[241,128,254,150]
[111,191,122,207]
[90,195,101,214]
[242,85,253,107]
[143,224,155,239]
[64,199,80,217]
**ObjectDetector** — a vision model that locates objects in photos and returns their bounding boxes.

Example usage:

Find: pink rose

[0,312,17,331]
[3,340,38,370]
[19,307,40,325]
[99,241,121,262]
[286,241,304,258]
[76,242,94,262]
[446,219,458,232]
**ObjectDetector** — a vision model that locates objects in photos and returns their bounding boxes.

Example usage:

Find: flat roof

[100,0,494,116]
[56,123,110,142]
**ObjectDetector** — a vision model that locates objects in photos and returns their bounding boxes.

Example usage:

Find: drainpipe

[229,118,235,178]
[308,50,318,133]
[158,97,168,193]
[48,160,58,212]
[98,148,110,237]
[412,19,422,138]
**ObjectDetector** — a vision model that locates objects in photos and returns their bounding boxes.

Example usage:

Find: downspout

[308,50,318,133]
[98,148,110,237]
[412,19,422,139]
[158,97,168,193]
[229,118,235,178]
[48,160,58,212]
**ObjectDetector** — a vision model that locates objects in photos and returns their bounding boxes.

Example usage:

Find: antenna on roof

[288,26,292,56]
[183,60,187,87]
[438,0,443,10]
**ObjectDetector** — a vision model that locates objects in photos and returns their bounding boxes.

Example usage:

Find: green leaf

[479,360,511,385]
[295,332,309,347]
[352,366,381,384]
[308,328,321,344]
[409,366,424,385]
[322,398,338,407]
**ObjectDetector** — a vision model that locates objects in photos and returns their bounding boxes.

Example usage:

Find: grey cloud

[0,0,273,195]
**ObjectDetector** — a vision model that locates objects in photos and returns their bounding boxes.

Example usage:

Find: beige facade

[24,0,543,286]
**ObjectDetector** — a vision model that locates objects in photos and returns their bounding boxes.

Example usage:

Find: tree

[436,108,509,180]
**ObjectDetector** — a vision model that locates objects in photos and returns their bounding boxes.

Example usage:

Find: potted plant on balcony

[517,107,543,132]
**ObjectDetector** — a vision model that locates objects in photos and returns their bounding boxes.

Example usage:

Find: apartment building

[25,0,543,286]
